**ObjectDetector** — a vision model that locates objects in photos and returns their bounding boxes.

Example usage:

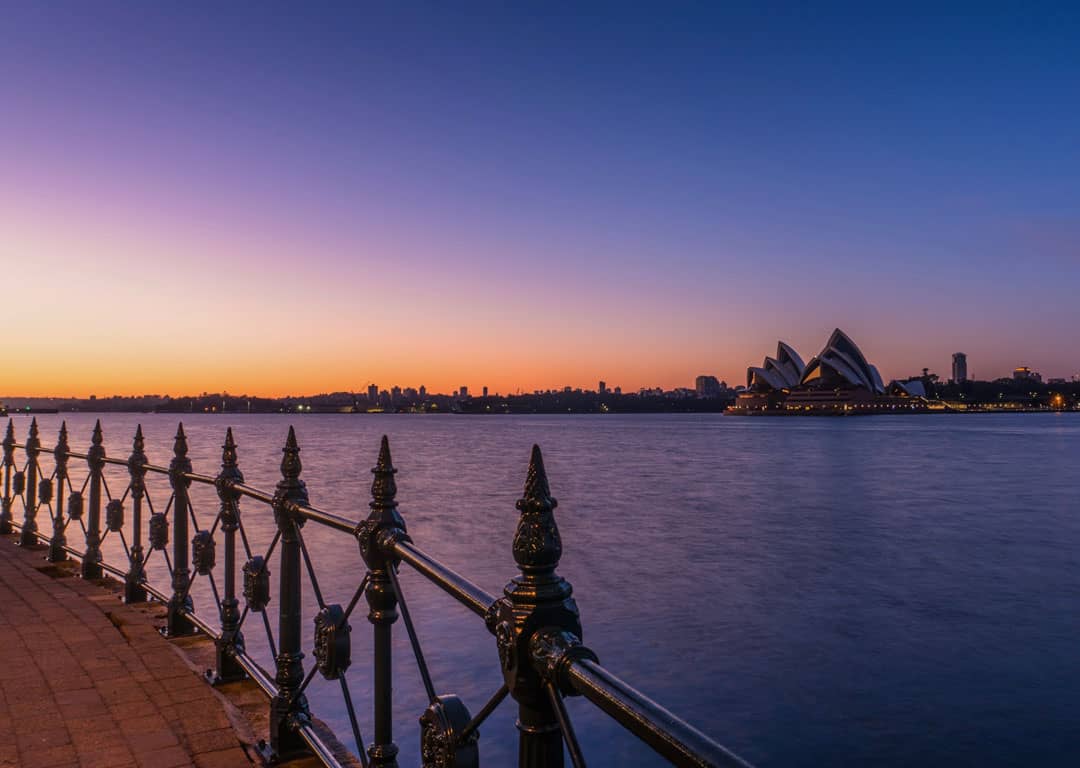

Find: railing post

[213,427,247,684]
[18,418,41,546]
[46,422,70,562]
[165,423,195,636]
[124,425,148,603]
[356,436,408,768]
[268,426,312,759]
[1,419,16,534]
[81,421,105,579]
[486,445,590,768]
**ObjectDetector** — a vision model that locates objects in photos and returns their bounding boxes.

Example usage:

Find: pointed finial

[370,435,397,509]
[26,417,41,452]
[518,444,556,514]
[219,427,243,485]
[129,424,147,467]
[53,421,70,469]
[2,420,14,465]
[173,422,188,458]
[87,419,106,466]
[274,426,308,512]
[223,426,237,462]
[512,444,562,573]
[280,426,302,480]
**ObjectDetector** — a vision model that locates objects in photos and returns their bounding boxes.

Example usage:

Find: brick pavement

[0,533,256,768]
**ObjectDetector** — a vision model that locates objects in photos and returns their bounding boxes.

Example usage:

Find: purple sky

[3,3,1079,396]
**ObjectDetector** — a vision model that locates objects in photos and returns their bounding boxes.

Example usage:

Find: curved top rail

[393,539,496,618]
[232,481,275,505]
[566,657,752,768]
[291,501,356,534]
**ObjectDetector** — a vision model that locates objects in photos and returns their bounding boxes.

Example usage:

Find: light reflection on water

[10,412,1080,766]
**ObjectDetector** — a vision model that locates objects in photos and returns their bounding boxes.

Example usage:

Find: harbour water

[10,412,1080,766]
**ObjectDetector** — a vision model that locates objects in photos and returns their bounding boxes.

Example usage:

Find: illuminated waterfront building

[732,329,906,414]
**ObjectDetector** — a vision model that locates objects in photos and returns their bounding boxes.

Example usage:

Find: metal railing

[0,417,752,768]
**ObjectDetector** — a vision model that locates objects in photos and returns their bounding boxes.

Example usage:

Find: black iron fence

[0,417,751,768]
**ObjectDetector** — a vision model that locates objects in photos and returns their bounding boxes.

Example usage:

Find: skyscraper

[367,384,378,402]
[952,353,967,383]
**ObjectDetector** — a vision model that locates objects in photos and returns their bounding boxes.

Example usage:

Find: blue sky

[3,2,1079,394]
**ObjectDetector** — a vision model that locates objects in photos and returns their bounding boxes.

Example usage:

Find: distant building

[482,386,488,397]
[598,380,607,394]
[1014,366,1042,383]
[459,386,469,398]
[367,384,378,402]
[419,385,427,398]
[390,386,402,402]
[695,375,721,397]
[952,353,967,383]
[614,386,622,395]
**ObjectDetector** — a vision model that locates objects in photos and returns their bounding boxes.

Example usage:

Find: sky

[2,2,1079,397]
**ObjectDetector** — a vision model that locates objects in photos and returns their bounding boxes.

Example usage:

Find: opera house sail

[730,328,925,414]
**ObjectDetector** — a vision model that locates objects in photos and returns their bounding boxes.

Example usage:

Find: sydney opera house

[730,328,926,414]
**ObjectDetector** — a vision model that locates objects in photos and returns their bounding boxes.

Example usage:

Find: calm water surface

[10,412,1080,766]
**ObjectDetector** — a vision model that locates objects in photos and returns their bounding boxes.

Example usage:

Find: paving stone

[0,535,256,768]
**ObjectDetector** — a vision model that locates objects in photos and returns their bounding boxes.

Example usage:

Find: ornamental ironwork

[67,491,83,520]
[0,422,755,768]
[192,530,216,575]
[149,512,168,550]
[312,604,350,680]
[243,556,270,612]
[419,695,478,768]
[38,478,52,505]
[106,499,124,532]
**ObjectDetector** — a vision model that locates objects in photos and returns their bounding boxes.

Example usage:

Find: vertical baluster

[268,426,312,759]
[1,419,15,534]
[81,421,105,579]
[18,418,40,546]
[213,427,246,683]
[124,425,148,603]
[356,436,407,768]
[46,423,70,562]
[165,423,195,636]
[486,445,583,768]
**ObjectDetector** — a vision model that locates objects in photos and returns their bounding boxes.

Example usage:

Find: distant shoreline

[3,408,1075,417]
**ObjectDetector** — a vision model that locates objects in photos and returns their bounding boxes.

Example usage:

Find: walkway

[0,534,256,768]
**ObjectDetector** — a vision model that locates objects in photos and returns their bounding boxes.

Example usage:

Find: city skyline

[1,346,1070,402]
[4,4,1080,396]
